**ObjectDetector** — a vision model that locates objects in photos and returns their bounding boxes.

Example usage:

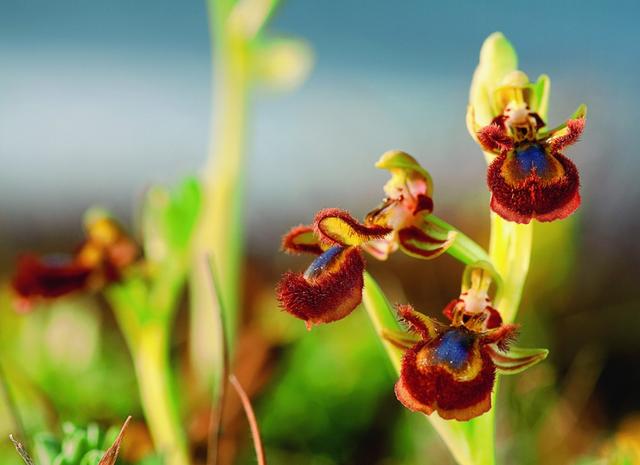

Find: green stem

[363,213,532,465]
[0,357,25,442]
[132,323,190,465]
[189,0,251,388]
[106,286,190,465]
[489,214,533,324]
[362,273,474,465]
[427,214,490,264]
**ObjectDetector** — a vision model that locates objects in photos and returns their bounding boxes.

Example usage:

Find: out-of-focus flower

[276,150,456,329]
[11,211,138,310]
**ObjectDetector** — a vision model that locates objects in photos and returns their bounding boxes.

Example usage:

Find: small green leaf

[34,433,61,465]
[143,177,202,265]
[79,450,103,465]
[61,430,88,464]
[85,424,101,451]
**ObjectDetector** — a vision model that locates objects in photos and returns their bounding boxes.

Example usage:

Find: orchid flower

[277,150,456,329]
[468,70,587,223]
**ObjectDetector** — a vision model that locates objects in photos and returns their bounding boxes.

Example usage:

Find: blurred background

[1,0,640,464]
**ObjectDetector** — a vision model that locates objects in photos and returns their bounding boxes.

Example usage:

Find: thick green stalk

[189,0,251,387]
[489,214,533,324]
[132,323,189,465]
[362,217,493,465]
[363,273,474,465]
[426,214,490,264]
[107,285,190,465]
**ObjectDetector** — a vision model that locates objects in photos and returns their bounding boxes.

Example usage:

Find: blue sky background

[0,0,637,252]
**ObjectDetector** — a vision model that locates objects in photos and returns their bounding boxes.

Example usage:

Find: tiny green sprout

[10,417,131,465]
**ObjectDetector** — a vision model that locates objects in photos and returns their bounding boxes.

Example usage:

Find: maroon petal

[281,224,323,255]
[11,254,92,310]
[276,246,365,328]
[488,151,580,223]
[395,338,495,421]
[477,123,514,154]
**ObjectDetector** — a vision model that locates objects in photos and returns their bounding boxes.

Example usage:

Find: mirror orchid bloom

[391,296,547,421]
[470,71,587,223]
[276,150,456,329]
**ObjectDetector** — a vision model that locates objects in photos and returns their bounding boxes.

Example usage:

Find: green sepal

[34,432,61,465]
[531,74,551,122]
[380,328,420,350]
[488,345,549,374]
[375,150,434,196]
[469,32,518,128]
[538,103,588,140]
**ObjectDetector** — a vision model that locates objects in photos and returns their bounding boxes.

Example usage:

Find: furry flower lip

[472,71,587,224]
[276,150,456,329]
[388,265,547,421]
[11,211,138,311]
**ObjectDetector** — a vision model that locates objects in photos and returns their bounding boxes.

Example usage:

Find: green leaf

[61,430,88,464]
[79,450,103,465]
[142,177,202,265]
[34,433,61,465]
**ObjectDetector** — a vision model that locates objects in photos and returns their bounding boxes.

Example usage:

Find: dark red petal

[396,304,440,341]
[412,194,434,215]
[443,298,502,330]
[485,306,503,329]
[547,117,585,152]
[477,123,514,154]
[276,246,364,328]
[487,152,580,224]
[481,323,520,351]
[313,208,392,246]
[11,254,92,307]
[442,298,460,321]
[395,341,495,421]
[433,348,495,420]
[281,225,323,255]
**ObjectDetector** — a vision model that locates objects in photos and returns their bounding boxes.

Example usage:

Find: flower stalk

[191,0,312,388]
[106,283,190,465]
[361,32,562,465]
